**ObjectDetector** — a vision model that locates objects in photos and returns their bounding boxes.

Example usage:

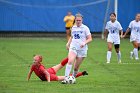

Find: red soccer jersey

[31,64,47,81]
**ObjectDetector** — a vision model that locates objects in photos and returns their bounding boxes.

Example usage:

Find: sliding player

[27,55,88,82]
[104,13,123,63]
[123,13,140,60]
[62,13,92,83]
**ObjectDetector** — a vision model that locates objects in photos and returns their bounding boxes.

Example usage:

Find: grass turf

[0,38,140,93]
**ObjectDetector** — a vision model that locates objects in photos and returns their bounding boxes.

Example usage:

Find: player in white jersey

[62,13,92,84]
[123,13,140,60]
[104,13,123,63]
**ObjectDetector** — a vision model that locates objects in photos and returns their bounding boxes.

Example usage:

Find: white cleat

[61,80,67,84]
[61,76,68,84]
[135,58,139,60]
[130,51,134,59]
[118,60,121,64]
[106,61,110,64]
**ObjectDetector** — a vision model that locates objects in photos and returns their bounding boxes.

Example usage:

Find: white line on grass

[104,62,140,65]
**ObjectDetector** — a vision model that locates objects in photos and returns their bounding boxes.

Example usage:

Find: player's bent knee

[74,68,78,71]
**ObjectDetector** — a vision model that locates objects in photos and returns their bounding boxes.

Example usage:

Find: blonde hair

[75,13,83,18]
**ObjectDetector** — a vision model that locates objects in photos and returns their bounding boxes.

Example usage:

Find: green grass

[0,38,140,93]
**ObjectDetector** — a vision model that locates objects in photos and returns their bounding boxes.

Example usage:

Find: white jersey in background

[105,20,123,44]
[70,24,91,50]
[129,20,140,43]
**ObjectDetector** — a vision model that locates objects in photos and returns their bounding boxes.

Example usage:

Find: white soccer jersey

[105,20,122,44]
[129,20,140,42]
[70,24,91,50]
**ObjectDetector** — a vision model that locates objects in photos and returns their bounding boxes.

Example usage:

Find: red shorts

[47,68,58,81]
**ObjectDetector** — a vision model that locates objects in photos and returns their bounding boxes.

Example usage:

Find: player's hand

[121,35,125,38]
[80,42,86,48]
[120,35,123,39]
[66,43,70,50]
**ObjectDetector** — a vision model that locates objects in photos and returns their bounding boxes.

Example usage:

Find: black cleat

[82,71,88,76]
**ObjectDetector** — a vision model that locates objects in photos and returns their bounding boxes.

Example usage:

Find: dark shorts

[65,27,71,30]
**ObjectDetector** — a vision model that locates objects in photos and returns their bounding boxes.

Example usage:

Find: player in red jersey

[27,55,88,82]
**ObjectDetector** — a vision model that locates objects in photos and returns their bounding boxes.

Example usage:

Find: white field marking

[103,62,140,65]
[0,64,56,67]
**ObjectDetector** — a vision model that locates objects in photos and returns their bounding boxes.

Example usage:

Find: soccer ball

[66,76,76,84]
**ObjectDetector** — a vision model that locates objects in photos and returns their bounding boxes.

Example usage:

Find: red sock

[76,72,83,78]
[61,57,68,66]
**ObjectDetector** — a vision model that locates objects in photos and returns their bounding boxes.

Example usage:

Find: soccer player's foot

[130,51,134,59]
[82,71,88,76]
[61,80,67,84]
[135,58,139,60]
[106,61,110,64]
[118,60,121,64]
[61,76,68,84]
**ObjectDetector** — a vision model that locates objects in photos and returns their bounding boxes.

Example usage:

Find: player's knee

[108,48,112,51]
[74,67,78,71]
[68,59,74,65]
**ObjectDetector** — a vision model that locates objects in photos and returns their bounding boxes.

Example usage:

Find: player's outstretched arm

[27,69,33,81]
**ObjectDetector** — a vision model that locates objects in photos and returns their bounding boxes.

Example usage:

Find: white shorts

[107,36,120,45]
[130,35,140,43]
[69,47,87,57]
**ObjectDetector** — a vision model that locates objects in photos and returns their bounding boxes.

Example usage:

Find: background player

[104,13,123,63]
[27,55,88,82]
[123,13,140,60]
[62,13,92,83]
[64,11,75,41]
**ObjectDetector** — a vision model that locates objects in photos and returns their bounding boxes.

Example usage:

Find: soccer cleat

[135,58,139,60]
[61,76,68,84]
[106,61,110,64]
[82,71,88,76]
[118,60,121,64]
[130,51,134,59]
[61,80,67,84]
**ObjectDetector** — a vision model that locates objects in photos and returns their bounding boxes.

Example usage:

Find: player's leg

[66,28,71,41]
[138,43,140,51]
[114,44,121,63]
[73,57,85,77]
[58,71,88,81]
[57,76,65,81]
[107,42,113,63]
[52,57,68,73]
[132,41,139,60]
[65,51,77,77]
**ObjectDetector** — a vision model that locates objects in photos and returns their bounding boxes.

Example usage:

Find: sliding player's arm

[43,70,50,82]
[27,69,33,81]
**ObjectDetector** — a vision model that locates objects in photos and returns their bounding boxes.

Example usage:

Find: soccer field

[0,38,140,93]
